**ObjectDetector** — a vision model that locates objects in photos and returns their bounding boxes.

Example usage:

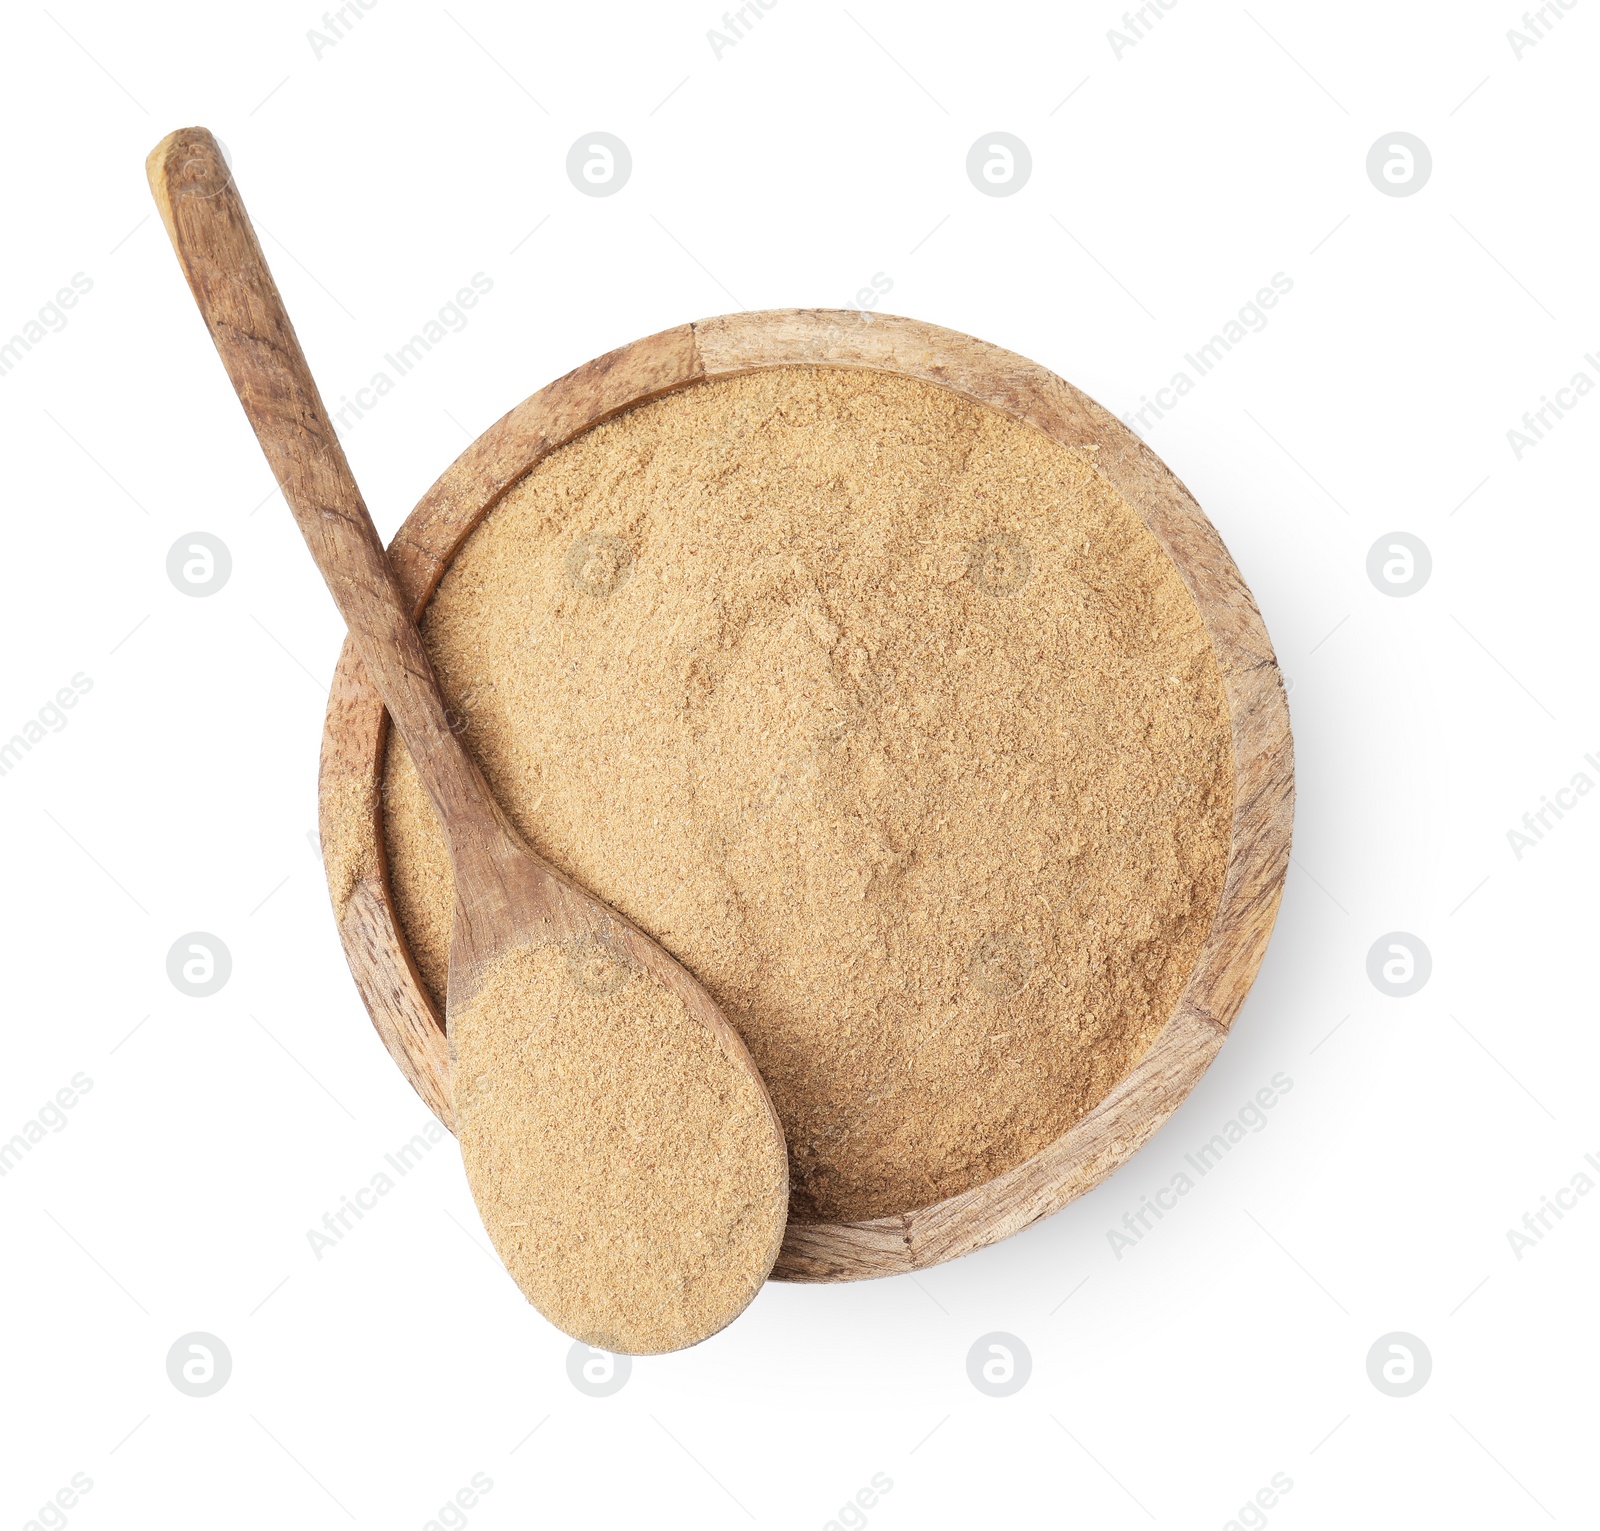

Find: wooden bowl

[317,311,1293,1284]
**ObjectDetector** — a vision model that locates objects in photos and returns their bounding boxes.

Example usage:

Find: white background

[2,2,1596,1526]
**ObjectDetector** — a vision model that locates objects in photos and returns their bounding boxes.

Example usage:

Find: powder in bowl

[381,365,1234,1223]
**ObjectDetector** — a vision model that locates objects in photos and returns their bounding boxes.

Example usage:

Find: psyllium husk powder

[378,365,1233,1223]
[452,940,786,1353]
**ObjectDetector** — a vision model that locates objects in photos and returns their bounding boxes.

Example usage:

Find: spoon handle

[147,126,508,857]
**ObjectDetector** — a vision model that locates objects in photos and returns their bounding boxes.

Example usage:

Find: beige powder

[453,939,786,1353]
[383,366,1233,1223]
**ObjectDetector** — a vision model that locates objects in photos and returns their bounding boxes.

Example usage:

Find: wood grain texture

[147,128,505,860]
[316,309,1295,1283]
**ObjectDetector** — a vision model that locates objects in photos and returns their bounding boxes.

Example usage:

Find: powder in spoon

[452,939,786,1353]
[382,365,1233,1223]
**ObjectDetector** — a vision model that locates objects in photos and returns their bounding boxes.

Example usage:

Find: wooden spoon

[147,126,789,1354]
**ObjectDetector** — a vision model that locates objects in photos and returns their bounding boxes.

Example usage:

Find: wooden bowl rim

[316,309,1294,1284]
